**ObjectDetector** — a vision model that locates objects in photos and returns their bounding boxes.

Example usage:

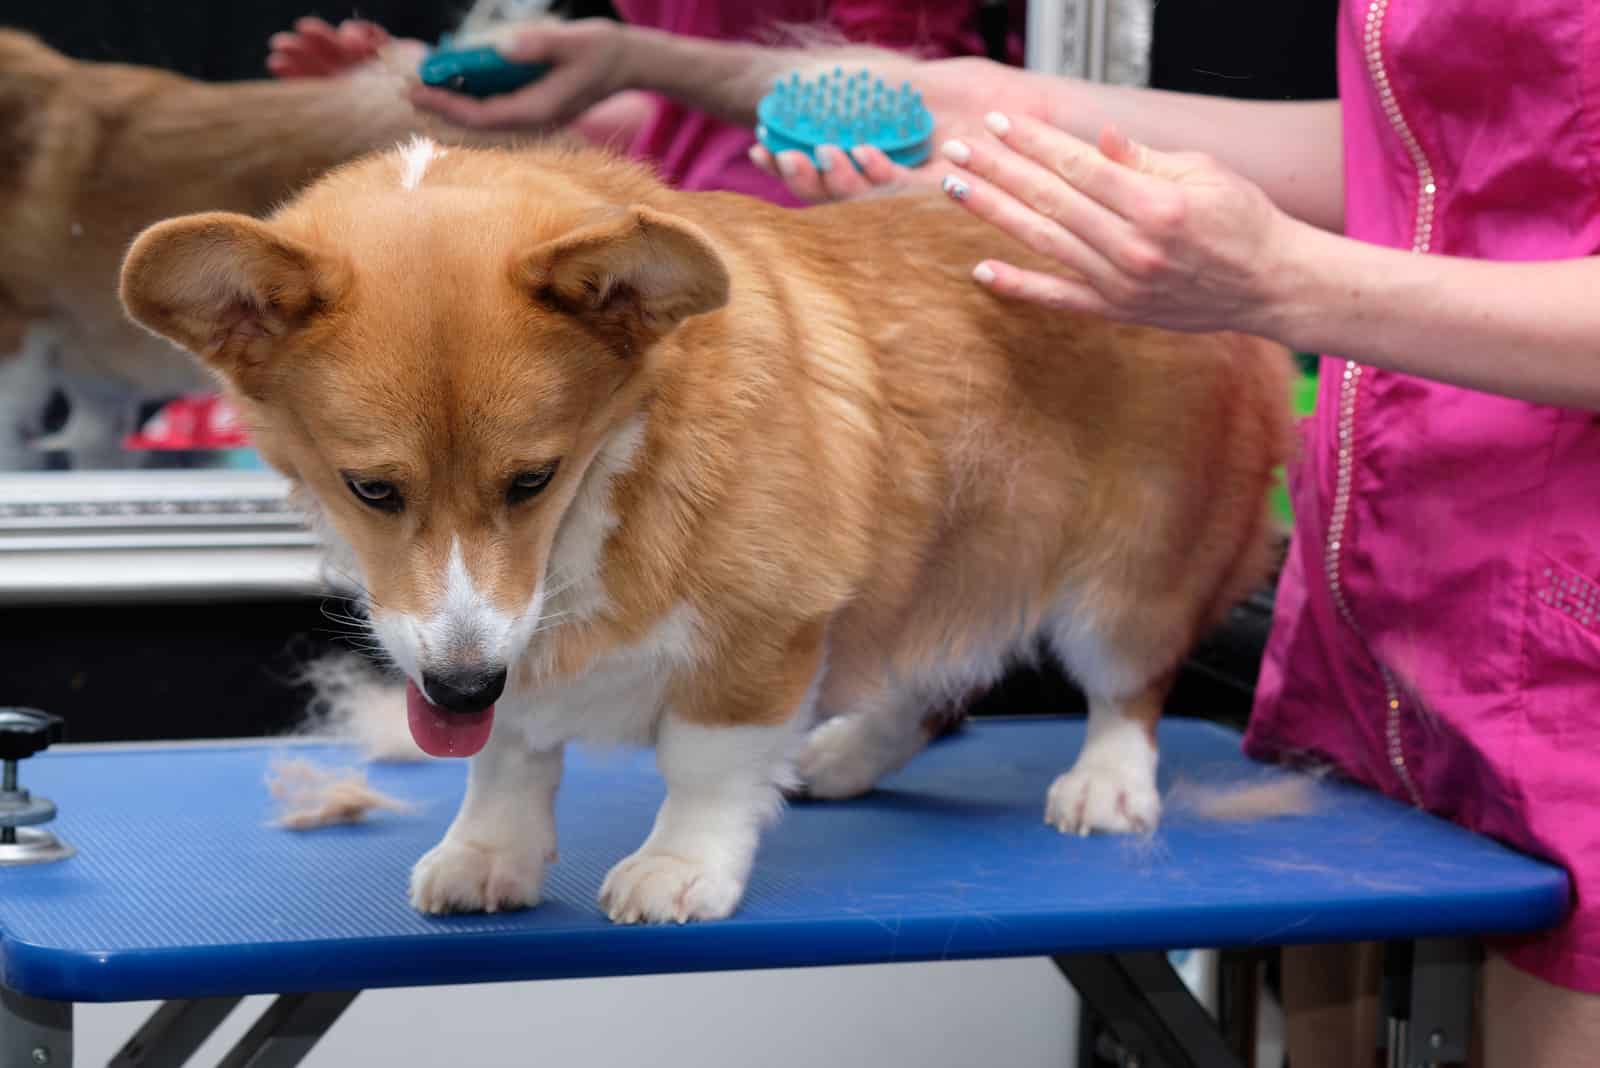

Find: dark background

[0,1,1333,742]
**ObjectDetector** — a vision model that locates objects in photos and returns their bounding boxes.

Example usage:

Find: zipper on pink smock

[1323,0,1433,806]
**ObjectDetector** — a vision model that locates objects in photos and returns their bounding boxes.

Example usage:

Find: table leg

[0,986,71,1068]
[1382,939,1475,1068]
[212,993,358,1068]
[1056,953,1246,1068]
[107,999,244,1068]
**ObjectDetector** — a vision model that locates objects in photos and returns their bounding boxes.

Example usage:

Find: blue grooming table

[0,717,1568,1068]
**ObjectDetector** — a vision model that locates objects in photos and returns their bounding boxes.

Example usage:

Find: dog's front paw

[409,838,549,915]
[1045,759,1161,835]
[599,849,745,924]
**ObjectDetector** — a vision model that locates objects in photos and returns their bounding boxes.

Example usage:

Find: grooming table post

[213,992,359,1068]
[1057,952,1246,1068]
[108,998,244,1068]
[1381,939,1475,1068]
[0,987,70,1068]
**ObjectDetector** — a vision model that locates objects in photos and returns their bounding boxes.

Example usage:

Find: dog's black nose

[422,667,508,713]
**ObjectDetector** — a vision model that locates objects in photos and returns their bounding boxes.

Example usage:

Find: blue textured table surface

[0,717,1568,1003]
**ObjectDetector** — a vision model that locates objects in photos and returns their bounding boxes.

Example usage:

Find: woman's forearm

[1267,223,1600,409]
[615,27,821,128]
[1042,80,1346,232]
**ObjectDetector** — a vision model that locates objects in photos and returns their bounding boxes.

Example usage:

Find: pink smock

[1247,0,1600,991]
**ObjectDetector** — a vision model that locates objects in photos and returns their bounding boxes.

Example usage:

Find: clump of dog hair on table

[294,651,428,763]
[1165,772,1321,822]
[267,759,416,830]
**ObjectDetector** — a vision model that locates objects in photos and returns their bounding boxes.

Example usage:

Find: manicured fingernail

[777,153,799,178]
[815,147,834,173]
[747,145,763,166]
[941,174,970,201]
[984,112,1011,136]
[973,263,996,284]
[850,145,873,166]
[941,139,971,164]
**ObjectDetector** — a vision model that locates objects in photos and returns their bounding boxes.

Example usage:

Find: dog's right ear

[120,212,339,397]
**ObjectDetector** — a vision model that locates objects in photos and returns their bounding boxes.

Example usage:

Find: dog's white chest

[502,604,701,752]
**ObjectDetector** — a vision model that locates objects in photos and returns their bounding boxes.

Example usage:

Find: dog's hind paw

[409,838,548,915]
[1045,759,1161,836]
[599,849,744,924]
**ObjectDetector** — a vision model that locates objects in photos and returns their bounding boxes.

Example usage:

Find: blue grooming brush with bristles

[418,33,548,98]
[756,67,934,170]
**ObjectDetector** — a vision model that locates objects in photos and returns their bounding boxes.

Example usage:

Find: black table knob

[0,708,64,763]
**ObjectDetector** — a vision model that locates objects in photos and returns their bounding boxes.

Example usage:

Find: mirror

[0,4,466,593]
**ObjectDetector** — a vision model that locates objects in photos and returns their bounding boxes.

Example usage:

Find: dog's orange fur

[121,139,1293,919]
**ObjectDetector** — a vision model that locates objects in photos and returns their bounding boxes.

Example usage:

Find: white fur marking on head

[397,136,445,191]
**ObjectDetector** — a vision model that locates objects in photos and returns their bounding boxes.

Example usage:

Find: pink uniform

[1247,0,1600,991]
[617,0,1024,205]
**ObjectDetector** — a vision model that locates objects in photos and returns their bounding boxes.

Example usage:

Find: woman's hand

[406,18,629,133]
[941,112,1297,335]
[267,17,395,78]
[749,57,1050,203]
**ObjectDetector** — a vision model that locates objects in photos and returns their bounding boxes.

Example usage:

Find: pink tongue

[405,680,495,758]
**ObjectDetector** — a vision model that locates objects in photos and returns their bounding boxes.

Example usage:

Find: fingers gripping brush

[756,68,935,170]
[418,33,548,98]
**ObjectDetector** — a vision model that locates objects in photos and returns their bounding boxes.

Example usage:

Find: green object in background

[1270,354,1320,525]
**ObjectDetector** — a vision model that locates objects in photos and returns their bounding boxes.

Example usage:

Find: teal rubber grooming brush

[418,34,548,98]
[756,67,935,170]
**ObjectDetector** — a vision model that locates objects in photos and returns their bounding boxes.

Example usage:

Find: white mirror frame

[0,470,324,603]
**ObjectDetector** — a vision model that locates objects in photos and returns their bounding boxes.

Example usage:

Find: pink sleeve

[825,0,1024,63]
[823,0,987,61]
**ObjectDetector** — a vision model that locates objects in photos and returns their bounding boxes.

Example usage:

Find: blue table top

[0,717,1569,1002]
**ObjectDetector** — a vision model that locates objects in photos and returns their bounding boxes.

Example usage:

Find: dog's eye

[507,463,559,505]
[345,476,402,513]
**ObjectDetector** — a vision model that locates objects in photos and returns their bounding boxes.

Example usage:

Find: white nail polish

[777,154,798,178]
[984,112,1011,136]
[973,263,996,284]
[942,175,970,201]
[942,139,972,164]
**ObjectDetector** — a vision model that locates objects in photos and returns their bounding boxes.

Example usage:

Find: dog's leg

[795,692,943,800]
[1044,680,1165,835]
[599,715,800,924]
[409,736,562,914]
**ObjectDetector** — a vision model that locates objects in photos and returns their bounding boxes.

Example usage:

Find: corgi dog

[120,138,1293,924]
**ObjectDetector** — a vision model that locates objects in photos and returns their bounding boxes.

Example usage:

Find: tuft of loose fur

[295,651,426,763]
[267,758,415,829]
[1166,773,1321,822]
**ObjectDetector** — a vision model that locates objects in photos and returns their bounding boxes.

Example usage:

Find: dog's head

[119,142,730,755]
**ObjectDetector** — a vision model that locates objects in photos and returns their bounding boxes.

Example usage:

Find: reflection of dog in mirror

[0,29,504,469]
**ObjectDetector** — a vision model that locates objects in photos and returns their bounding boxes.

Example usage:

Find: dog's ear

[120,212,340,397]
[517,206,730,353]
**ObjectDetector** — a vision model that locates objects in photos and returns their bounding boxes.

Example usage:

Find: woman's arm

[748,57,1344,229]
[1266,227,1600,408]
[940,112,1600,411]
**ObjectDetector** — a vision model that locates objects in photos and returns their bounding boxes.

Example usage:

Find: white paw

[599,849,745,924]
[795,716,886,800]
[1045,759,1161,835]
[409,838,550,915]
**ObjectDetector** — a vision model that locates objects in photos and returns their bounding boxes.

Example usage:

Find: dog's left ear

[518,206,730,352]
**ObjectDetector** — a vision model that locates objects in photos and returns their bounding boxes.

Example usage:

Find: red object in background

[124,394,251,451]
